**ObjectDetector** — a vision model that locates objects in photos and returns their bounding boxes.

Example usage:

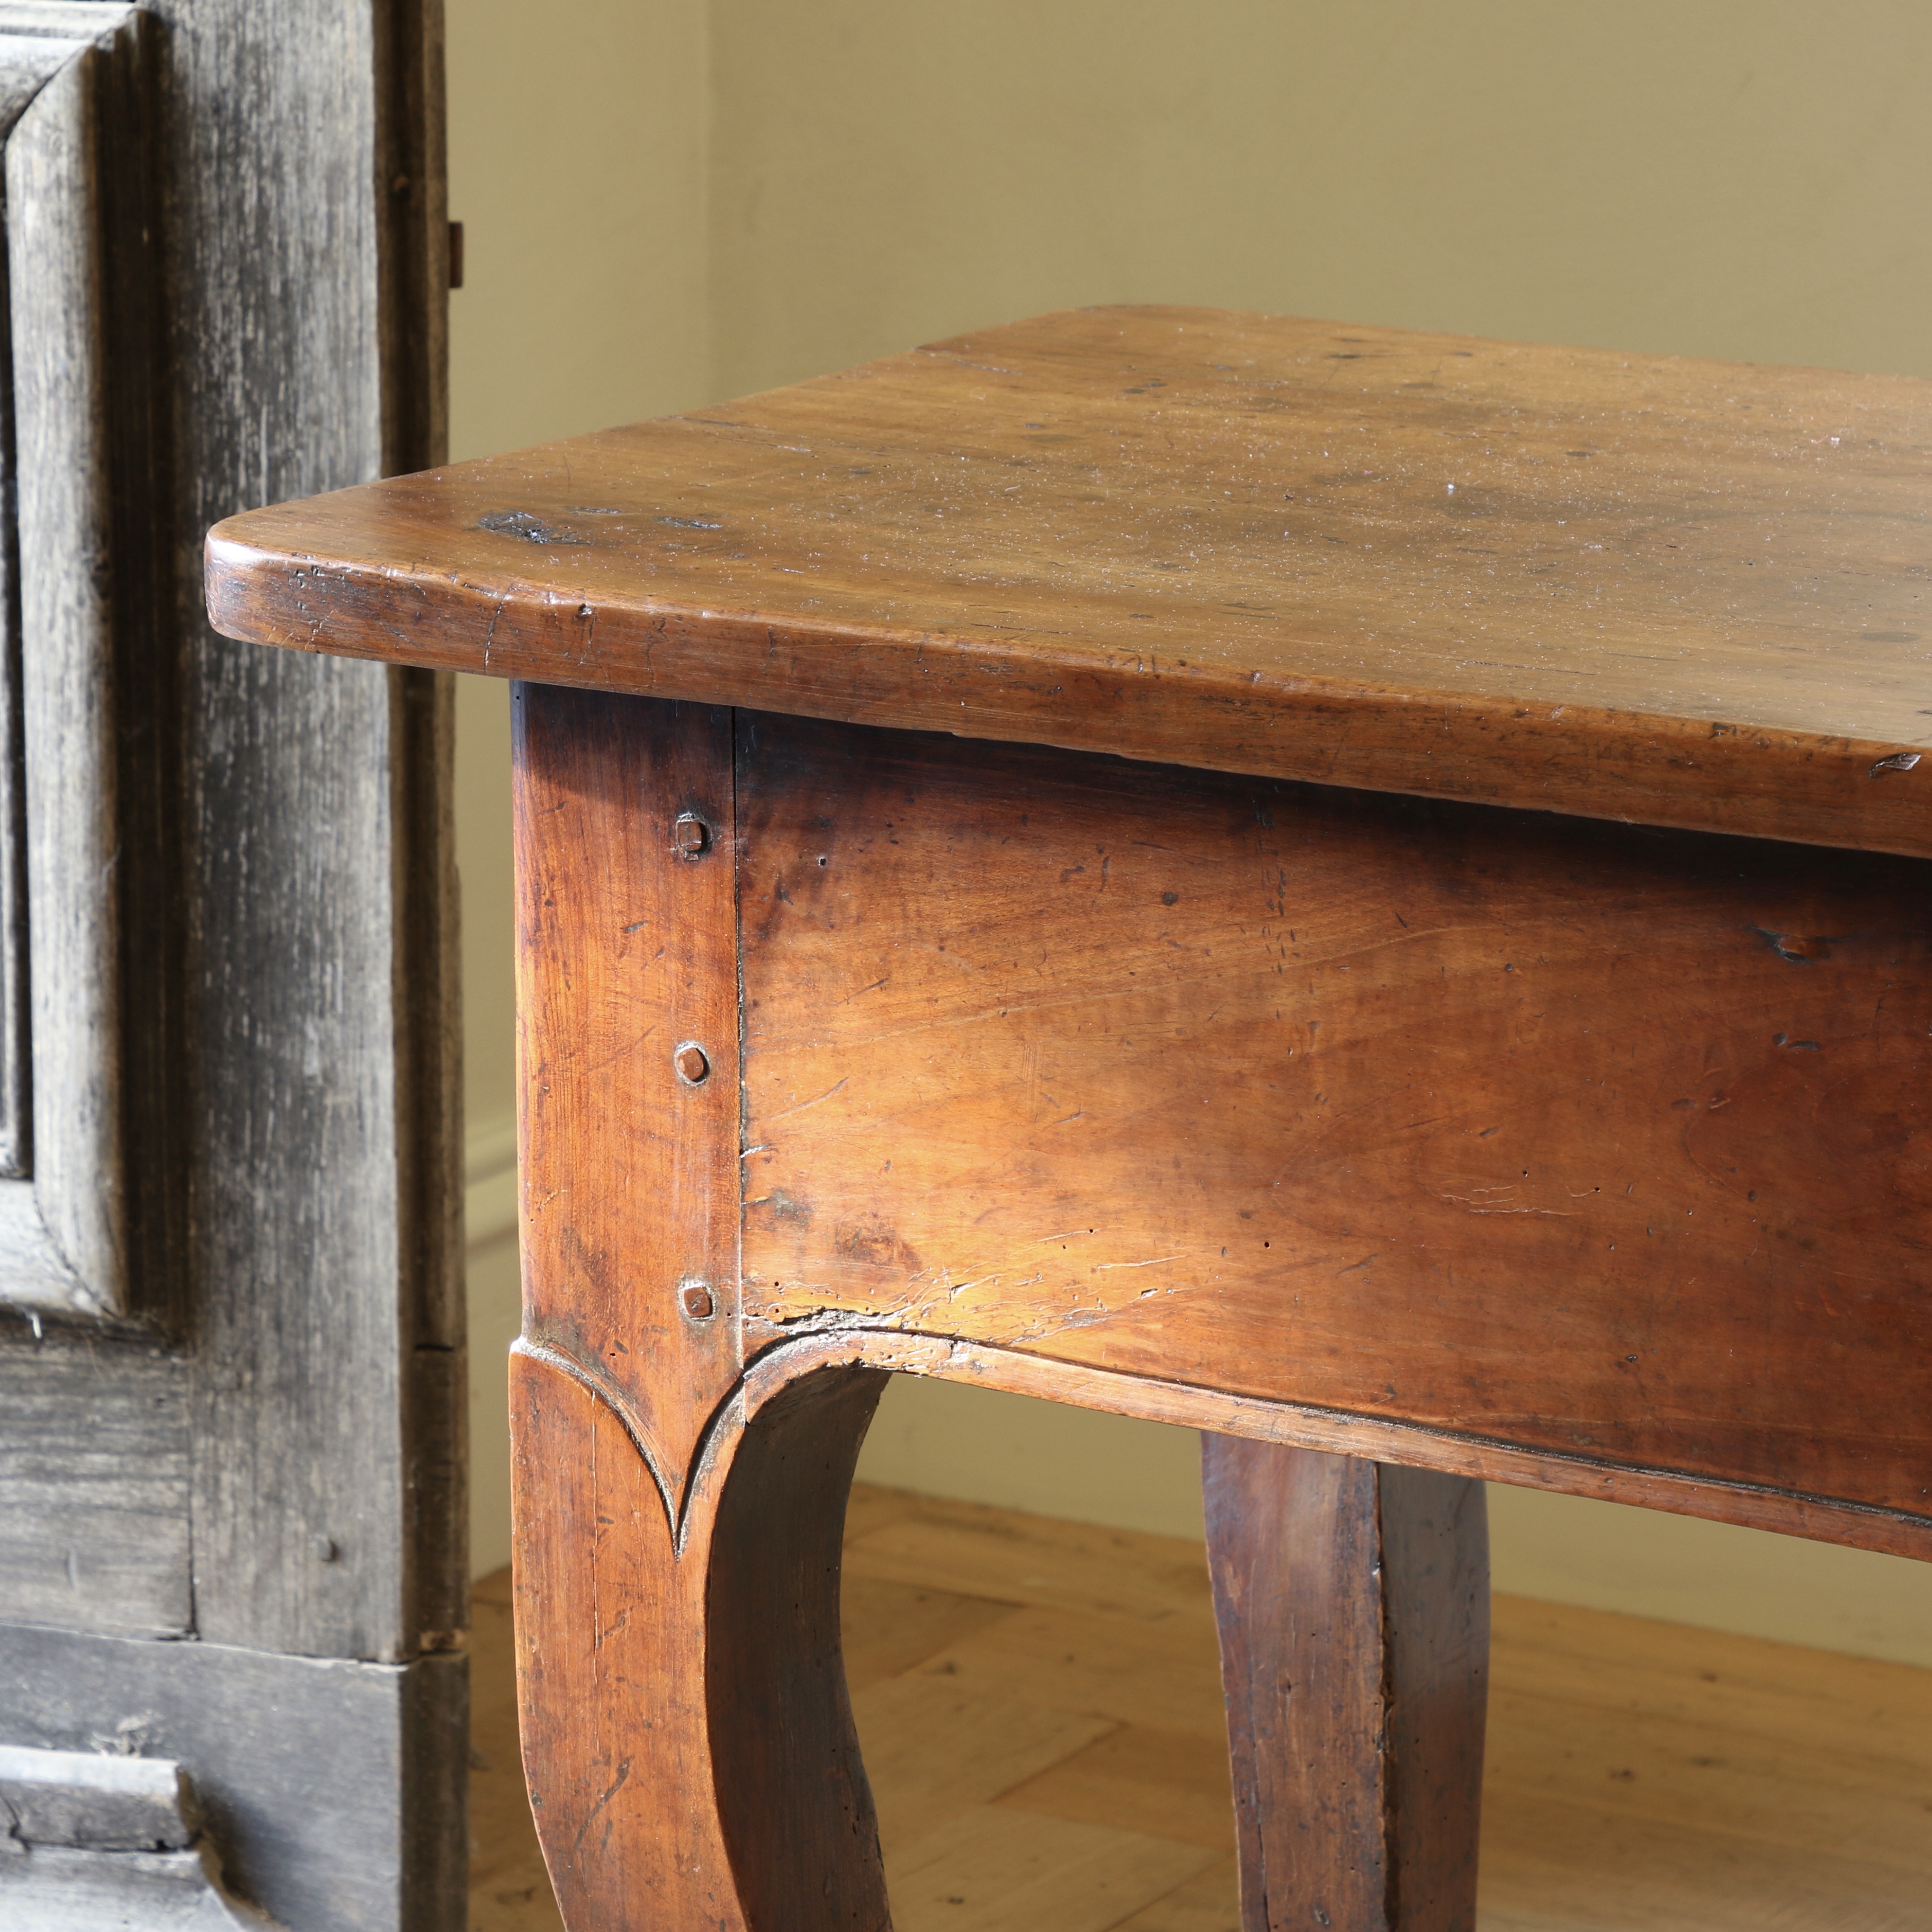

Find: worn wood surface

[172,0,462,1667]
[735,713,1932,1544]
[0,1623,464,1930]
[0,1745,280,1928]
[0,0,464,1656]
[0,21,85,1190]
[509,1346,890,1932]
[209,305,1932,859]
[0,1849,273,1928]
[399,661,468,1654]
[0,6,163,1311]
[1202,1440,1488,1932]
[0,1320,190,1637]
[9,37,126,1295]
[0,0,466,1926]
[500,690,1931,1932]
[755,1325,1931,1564]
[512,682,740,1519]
[0,1742,201,1850]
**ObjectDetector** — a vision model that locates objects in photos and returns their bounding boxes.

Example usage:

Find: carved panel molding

[0,4,163,1316]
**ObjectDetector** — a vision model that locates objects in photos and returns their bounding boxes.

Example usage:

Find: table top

[206,305,1932,856]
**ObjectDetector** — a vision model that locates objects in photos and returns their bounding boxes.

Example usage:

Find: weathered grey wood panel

[0,28,80,1189]
[0,1316,190,1638]
[0,7,167,1313]
[0,1847,278,1929]
[0,0,464,1919]
[8,15,147,1310]
[0,1625,464,1931]
[154,0,460,1663]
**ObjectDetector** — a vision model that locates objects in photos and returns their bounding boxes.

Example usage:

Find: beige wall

[448,0,1932,1664]
[708,0,1932,395]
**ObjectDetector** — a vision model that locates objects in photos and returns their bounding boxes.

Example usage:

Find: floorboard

[469,1483,1932,1931]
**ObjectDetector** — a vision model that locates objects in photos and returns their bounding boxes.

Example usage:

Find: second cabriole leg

[1202,1435,1489,1932]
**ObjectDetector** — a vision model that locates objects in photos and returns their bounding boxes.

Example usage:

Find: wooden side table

[207,307,1932,1932]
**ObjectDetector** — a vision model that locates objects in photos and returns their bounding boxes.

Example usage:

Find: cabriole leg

[511,1349,892,1932]
[1202,1435,1489,1932]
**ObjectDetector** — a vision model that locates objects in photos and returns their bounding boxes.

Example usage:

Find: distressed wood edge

[0,1626,459,1930]
[0,28,78,1187]
[0,1845,283,1927]
[182,656,424,1660]
[738,1327,1932,1564]
[0,1178,98,1311]
[11,31,119,1287]
[200,536,1932,862]
[175,1,455,1666]
[0,5,142,39]
[0,1742,199,1849]
[2,5,160,1314]
[397,1641,467,1932]
[0,1745,285,1927]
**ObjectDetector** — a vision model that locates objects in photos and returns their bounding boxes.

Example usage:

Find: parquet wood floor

[469,1483,1932,1931]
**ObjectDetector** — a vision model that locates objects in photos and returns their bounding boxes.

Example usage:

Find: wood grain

[848,1490,1932,1932]
[512,681,741,1517]
[735,713,1932,1540]
[9,38,125,1297]
[509,1345,890,1932]
[1203,1440,1487,1931]
[1479,1596,1932,1922]
[751,1327,1932,1561]
[0,0,466,1924]
[0,6,164,1311]
[207,305,1932,858]
[994,1724,1237,1851]
[0,23,83,1192]
[0,1618,466,1931]
[885,1806,1217,1932]
[184,650,439,1661]
[852,1671,1114,1855]
[0,1320,190,1638]
[176,0,463,1676]
[398,659,468,1654]
[839,1574,1016,1692]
